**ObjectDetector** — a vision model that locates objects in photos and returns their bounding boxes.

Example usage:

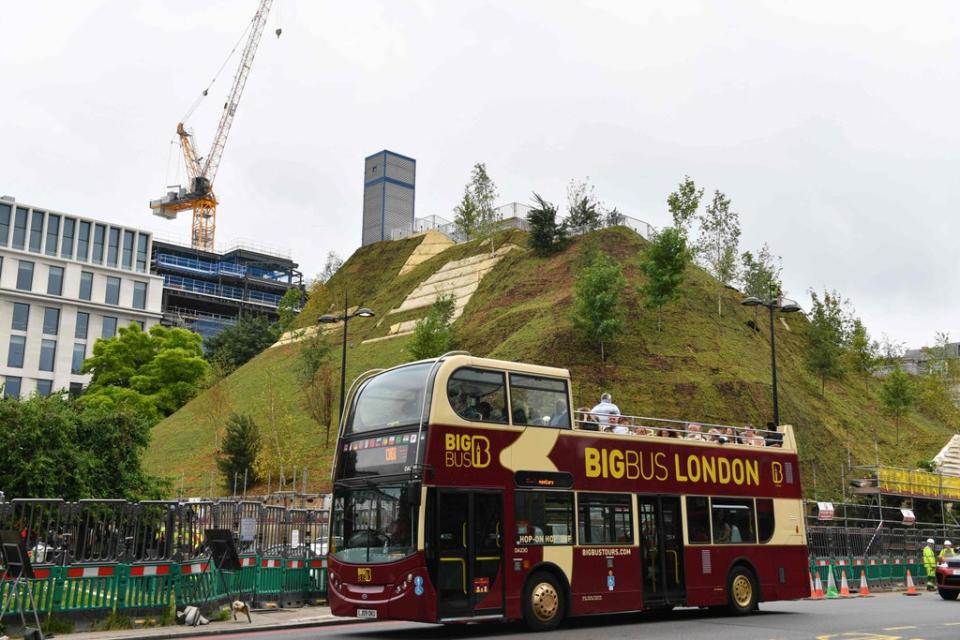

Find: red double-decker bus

[327,354,808,630]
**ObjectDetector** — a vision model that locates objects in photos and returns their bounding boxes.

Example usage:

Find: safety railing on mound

[0,499,331,618]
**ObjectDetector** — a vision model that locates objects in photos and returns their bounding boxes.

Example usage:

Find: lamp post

[318,291,375,419]
[741,292,801,425]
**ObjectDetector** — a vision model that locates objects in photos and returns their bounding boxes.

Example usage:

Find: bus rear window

[347,363,432,434]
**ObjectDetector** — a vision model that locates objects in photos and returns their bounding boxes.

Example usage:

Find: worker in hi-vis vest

[923,538,938,590]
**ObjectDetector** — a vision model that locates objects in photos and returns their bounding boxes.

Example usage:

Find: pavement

[58,606,354,640]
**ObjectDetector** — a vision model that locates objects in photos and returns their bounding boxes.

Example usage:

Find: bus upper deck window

[447,368,508,423]
[508,373,570,428]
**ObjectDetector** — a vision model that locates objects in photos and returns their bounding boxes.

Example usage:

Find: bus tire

[727,566,758,616]
[939,588,959,600]
[522,571,565,631]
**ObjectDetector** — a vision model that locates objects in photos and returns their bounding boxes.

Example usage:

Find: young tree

[82,323,209,420]
[805,289,850,396]
[408,295,456,360]
[453,189,481,240]
[739,244,783,300]
[638,227,691,332]
[667,175,703,237]
[315,251,344,284]
[470,163,500,253]
[696,190,741,316]
[304,362,336,446]
[847,318,879,391]
[571,251,626,362]
[566,177,602,231]
[277,287,303,333]
[880,365,914,445]
[216,413,262,490]
[527,193,567,256]
[605,207,626,227]
[205,314,281,370]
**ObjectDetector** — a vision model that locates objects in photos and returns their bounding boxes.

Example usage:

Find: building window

[12,303,29,331]
[72,342,86,374]
[92,224,105,263]
[105,276,121,305]
[75,312,89,339]
[508,373,570,427]
[79,271,93,301]
[12,208,28,250]
[132,281,148,310]
[36,380,54,397]
[577,493,633,545]
[39,339,57,372]
[4,377,22,399]
[102,316,118,339]
[43,307,60,335]
[77,220,90,261]
[7,335,25,368]
[47,266,64,296]
[16,260,34,291]
[45,214,60,256]
[136,234,148,272]
[514,491,574,546]
[122,230,134,270]
[69,382,84,398]
[134,320,145,330]
[29,210,44,253]
[0,202,10,245]
[107,227,120,267]
[60,217,75,259]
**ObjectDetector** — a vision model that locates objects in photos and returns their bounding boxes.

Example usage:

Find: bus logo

[772,461,784,485]
[357,567,372,583]
[444,434,491,469]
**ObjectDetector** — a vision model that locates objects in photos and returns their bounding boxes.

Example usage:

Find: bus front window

[332,485,416,564]
[347,363,433,434]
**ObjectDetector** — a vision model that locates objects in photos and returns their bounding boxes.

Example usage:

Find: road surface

[196,593,960,640]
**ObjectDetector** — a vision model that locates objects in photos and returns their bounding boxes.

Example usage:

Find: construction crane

[150,0,278,251]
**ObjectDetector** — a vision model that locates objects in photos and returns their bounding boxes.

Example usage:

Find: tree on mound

[571,250,626,364]
[527,193,568,256]
[880,365,914,445]
[408,295,456,360]
[217,413,262,491]
[639,226,691,332]
[696,190,740,316]
[205,314,281,371]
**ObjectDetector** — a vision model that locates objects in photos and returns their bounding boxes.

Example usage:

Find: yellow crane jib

[149,0,276,251]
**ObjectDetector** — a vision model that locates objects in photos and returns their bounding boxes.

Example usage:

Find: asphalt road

[198,593,960,640]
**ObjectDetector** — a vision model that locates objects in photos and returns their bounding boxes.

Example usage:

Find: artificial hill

[145,226,956,498]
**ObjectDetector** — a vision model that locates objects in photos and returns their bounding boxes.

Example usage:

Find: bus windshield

[331,484,416,564]
[347,363,433,435]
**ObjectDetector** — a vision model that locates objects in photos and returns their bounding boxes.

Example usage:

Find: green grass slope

[146,227,957,498]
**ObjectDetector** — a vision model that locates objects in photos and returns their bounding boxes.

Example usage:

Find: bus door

[637,496,686,606]
[432,489,504,620]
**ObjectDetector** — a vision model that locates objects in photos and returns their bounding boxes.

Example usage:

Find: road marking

[944,622,960,625]
[883,627,916,631]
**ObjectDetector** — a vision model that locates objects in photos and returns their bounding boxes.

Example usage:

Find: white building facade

[0,196,163,398]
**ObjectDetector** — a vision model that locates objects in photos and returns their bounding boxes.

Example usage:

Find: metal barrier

[0,499,331,621]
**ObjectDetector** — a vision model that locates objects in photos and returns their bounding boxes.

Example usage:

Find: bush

[216,413,262,490]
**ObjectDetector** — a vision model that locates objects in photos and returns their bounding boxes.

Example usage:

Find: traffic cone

[903,569,920,596]
[839,570,851,597]
[857,570,873,597]
[806,571,823,600]
[825,569,839,599]
[814,573,825,599]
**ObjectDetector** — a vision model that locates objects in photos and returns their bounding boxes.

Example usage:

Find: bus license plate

[357,608,378,619]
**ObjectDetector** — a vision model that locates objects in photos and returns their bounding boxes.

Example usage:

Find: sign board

[291,529,300,548]
[239,517,257,542]
[901,508,916,524]
[817,502,835,521]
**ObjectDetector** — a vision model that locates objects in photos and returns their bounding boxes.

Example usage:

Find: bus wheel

[523,571,565,631]
[939,588,959,600]
[727,566,758,615]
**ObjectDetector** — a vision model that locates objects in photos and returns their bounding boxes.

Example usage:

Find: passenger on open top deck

[608,415,632,435]
[685,423,705,441]
[590,392,620,429]
[576,407,599,431]
[742,427,766,447]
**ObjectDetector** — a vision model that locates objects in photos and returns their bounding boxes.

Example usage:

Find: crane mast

[150,0,276,251]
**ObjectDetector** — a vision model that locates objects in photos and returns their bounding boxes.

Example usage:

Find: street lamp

[318,291,375,420]
[741,293,801,426]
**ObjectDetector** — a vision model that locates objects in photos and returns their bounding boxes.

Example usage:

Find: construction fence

[0,498,330,620]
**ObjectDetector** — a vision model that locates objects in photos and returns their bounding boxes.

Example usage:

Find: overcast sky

[2,1,957,348]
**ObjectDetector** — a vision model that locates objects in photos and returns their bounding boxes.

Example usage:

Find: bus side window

[447,368,509,423]
[578,493,633,545]
[756,498,775,543]
[508,373,570,428]
[685,496,710,544]
[711,498,757,544]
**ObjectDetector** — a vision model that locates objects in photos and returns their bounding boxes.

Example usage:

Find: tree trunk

[657,306,662,333]
[821,375,825,397]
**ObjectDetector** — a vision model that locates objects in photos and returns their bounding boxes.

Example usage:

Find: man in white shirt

[590,393,620,431]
